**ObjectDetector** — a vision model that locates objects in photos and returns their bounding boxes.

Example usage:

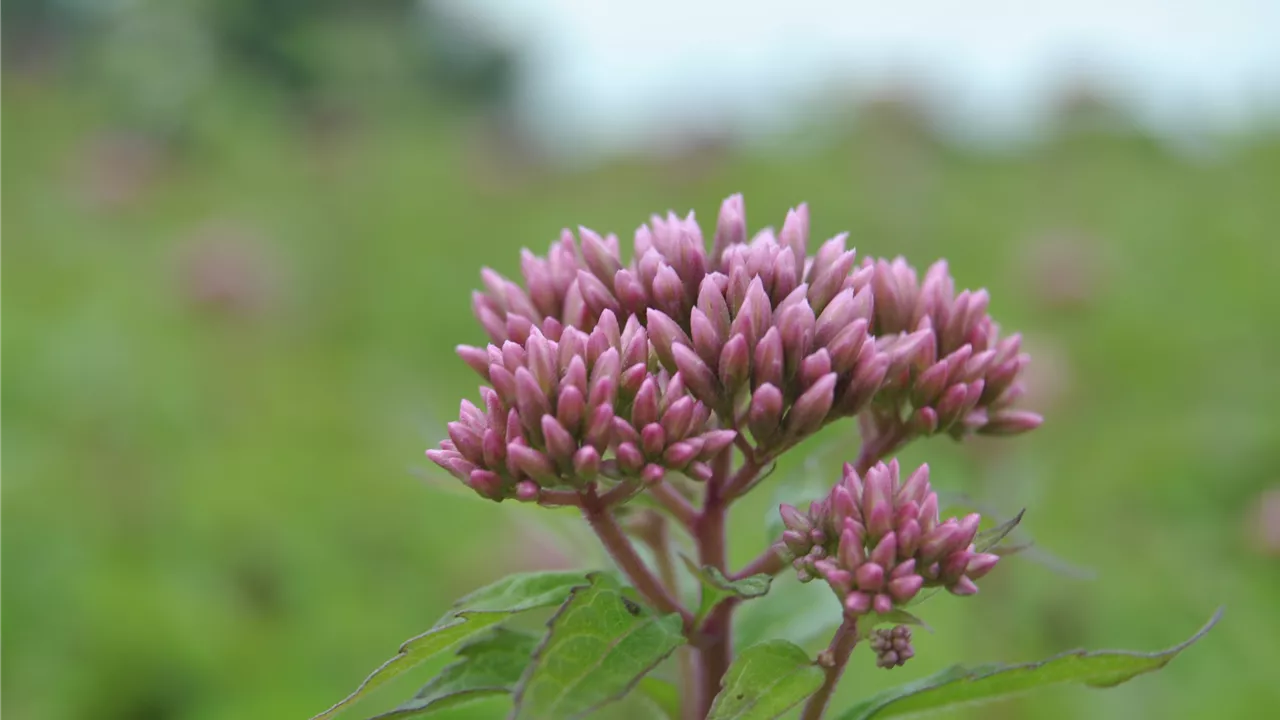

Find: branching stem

[801,616,860,720]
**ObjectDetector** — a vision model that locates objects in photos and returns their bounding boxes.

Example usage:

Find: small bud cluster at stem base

[425,194,1041,720]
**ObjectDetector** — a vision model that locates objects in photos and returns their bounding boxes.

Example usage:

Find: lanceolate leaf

[974,508,1025,552]
[707,640,825,720]
[512,573,686,720]
[311,571,588,720]
[369,629,538,718]
[680,555,773,622]
[839,609,1223,720]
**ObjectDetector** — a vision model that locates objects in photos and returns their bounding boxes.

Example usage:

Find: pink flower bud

[690,308,722,366]
[966,552,1000,579]
[653,264,686,318]
[508,443,557,483]
[631,377,660,428]
[663,441,697,468]
[673,343,721,408]
[646,308,691,372]
[556,385,586,435]
[752,327,785,390]
[779,204,809,283]
[979,409,1044,436]
[780,504,813,533]
[572,446,600,481]
[855,562,886,591]
[641,423,667,458]
[697,429,737,459]
[642,463,667,485]
[711,194,746,266]
[869,532,898,568]
[786,372,837,438]
[469,469,503,499]
[844,591,872,615]
[685,462,713,482]
[447,421,484,465]
[719,333,752,394]
[541,416,577,466]
[515,480,540,502]
[799,349,833,391]
[616,442,644,473]
[457,345,492,379]
[748,384,784,445]
[583,404,614,452]
[619,364,647,397]
[578,226,622,286]
[826,320,869,374]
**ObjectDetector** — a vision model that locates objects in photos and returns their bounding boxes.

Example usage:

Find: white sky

[440,0,1280,156]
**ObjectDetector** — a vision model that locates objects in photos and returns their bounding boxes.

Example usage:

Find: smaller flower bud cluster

[429,310,735,501]
[868,257,1042,439]
[776,460,999,617]
[869,626,914,669]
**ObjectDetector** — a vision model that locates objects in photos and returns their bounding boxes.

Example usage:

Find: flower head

[867,258,1042,439]
[428,310,735,502]
[776,460,999,617]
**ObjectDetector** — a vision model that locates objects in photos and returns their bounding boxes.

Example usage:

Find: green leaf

[636,677,681,720]
[707,640,825,720]
[512,573,687,719]
[861,608,932,636]
[312,571,588,719]
[838,608,1223,720]
[369,629,538,718]
[680,555,773,622]
[974,508,1025,552]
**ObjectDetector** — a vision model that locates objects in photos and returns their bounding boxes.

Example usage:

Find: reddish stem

[800,617,860,720]
[649,479,698,530]
[853,423,910,475]
[581,491,693,628]
[690,448,733,718]
[732,547,787,580]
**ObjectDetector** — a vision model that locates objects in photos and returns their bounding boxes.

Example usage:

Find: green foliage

[313,572,587,719]
[512,573,686,720]
[681,556,773,623]
[707,640,825,720]
[370,629,538,719]
[838,609,1223,720]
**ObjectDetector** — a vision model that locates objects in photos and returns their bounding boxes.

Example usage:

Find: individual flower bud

[779,204,809,284]
[719,333,752,395]
[673,343,721,408]
[748,384,784,444]
[785,373,837,438]
[752,327,785,390]
[646,308,691,372]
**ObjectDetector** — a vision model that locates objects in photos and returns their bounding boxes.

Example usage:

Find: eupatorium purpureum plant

[316,196,1219,720]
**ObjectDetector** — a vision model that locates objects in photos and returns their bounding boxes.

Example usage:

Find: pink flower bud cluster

[428,310,736,501]
[439,194,1040,501]
[867,258,1043,439]
[776,461,999,617]
[868,625,914,669]
[471,210,711,345]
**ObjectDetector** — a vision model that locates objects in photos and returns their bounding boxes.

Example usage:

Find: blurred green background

[4,2,1279,719]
